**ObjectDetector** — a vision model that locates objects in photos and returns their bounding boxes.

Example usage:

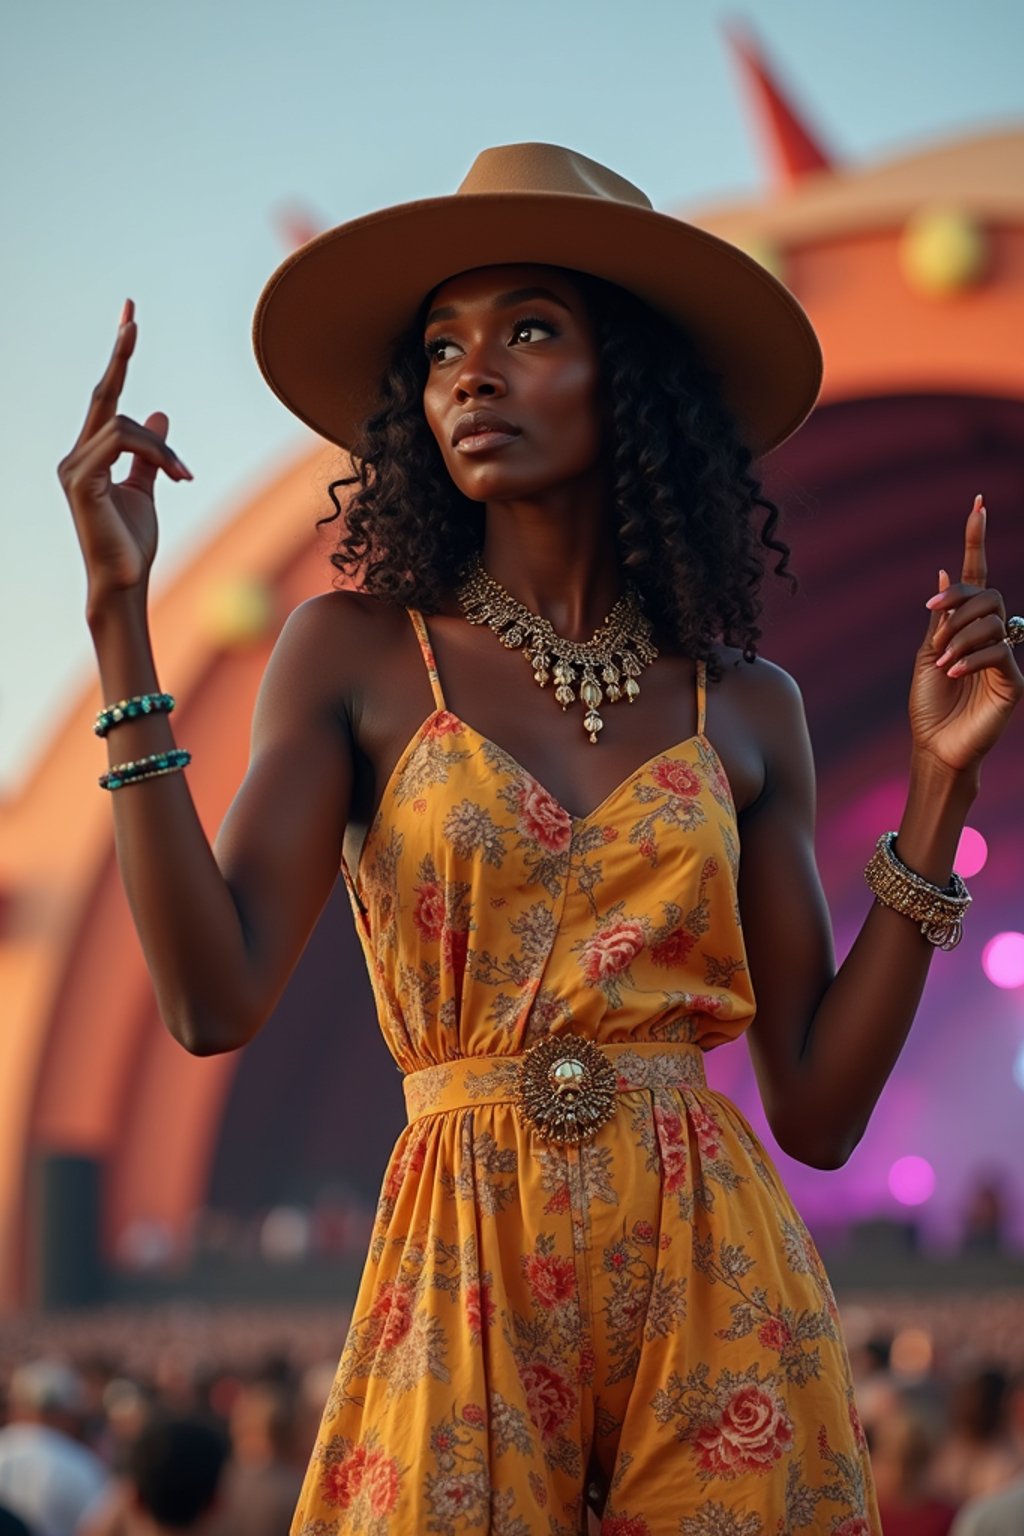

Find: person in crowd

[118,1417,229,1536]
[928,1366,1023,1505]
[949,1471,1024,1536]
[0,1361,109,1536]
[216,1380,303,1536]
[870,1394,958,1536]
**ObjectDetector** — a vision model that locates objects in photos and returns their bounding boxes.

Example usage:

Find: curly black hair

[319,270,796,681]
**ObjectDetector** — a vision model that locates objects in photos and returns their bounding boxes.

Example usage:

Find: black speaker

[32,1152,104,1308]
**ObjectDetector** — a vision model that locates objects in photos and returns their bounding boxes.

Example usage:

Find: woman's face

[421,263,604,503]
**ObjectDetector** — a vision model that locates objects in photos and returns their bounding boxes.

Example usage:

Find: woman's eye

[510,317,556,345]
[424,336,461,364]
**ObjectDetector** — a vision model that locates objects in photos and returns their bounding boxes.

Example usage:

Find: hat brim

[253,191,822,458]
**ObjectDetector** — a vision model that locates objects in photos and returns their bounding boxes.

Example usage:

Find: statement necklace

[455,554,658,744]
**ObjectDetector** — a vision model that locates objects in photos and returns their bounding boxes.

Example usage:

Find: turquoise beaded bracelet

[99,749,191,791]
[94,692,175,737]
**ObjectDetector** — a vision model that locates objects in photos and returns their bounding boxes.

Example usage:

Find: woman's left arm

[739,497,1023,1169]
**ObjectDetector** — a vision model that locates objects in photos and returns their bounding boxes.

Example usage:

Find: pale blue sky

[2,0,1022,788]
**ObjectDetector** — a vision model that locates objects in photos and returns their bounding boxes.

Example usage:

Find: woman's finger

[65,412,191,490]
[945,638,1021,679]
[73,300,137,449]
[960,494,987,588]
[929,586,1006,641]
[123,411,172,494]
[934,610,1010,670]
[925,577,1002,617]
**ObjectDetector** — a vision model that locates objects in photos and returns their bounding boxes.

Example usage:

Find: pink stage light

[954,825,988,878]
[888,1155,936,1206]
[981,932,1024,989]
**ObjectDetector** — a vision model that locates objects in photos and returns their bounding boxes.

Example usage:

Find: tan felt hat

[253,142,823,457]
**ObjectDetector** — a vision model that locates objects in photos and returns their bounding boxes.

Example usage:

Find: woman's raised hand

[910,494,1023,773]
[58,300,192,613]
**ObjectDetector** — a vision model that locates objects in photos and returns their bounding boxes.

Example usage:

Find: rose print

[522,1251,577,1308]
[757,1318,793,1351]
[579,919,646,983]
[694,1382,794,1478]
[425,710,463,737]
[412,881,445,942]
[321,1441,400,1516]
[651,759,701,797]
[654,1105,688,1193]
[363,1449,400,1517]
[688,1099,722,1160]
[383,1134,426,1201]
[464,1279,495,1340]
[520,1359,576,1440]
[321,1447,361,1508]
[370,1280,414,1350]
[650,928,697,968]
[518,781,573,851]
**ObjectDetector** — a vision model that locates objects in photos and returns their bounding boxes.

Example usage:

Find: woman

[59,144,1022,1534]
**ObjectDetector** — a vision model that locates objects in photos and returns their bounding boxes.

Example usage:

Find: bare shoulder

[280,588,410,653]
[253,586,417,743]
[269,590,414,707]
[704,644,809,814]
[711,642,805,721]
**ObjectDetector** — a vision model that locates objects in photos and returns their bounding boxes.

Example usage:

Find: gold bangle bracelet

[864,831,971,951]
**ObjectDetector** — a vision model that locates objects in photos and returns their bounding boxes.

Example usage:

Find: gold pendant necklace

[455,553,658,743]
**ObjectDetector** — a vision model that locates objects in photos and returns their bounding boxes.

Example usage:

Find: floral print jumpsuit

[291,608,881,1536]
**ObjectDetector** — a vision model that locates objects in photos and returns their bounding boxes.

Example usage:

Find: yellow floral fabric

[291,609,881,1536]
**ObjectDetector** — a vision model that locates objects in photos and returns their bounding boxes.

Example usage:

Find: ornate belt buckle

[513,1036,618,1145]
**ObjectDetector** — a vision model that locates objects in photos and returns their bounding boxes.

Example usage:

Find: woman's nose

[452,353,506,404]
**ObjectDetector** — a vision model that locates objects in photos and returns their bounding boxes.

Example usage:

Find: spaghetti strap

[695,658,707,736]
[407,608,446,711]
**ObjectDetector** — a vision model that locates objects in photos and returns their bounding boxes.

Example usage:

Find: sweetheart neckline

[343,709,737,901]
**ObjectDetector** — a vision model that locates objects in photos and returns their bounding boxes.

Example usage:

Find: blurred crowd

[1,1294,1023,1535]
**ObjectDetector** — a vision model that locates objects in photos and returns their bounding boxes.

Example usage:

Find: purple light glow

[954,825,988,878]
[981,932,1024,989]
[888,1155,936,1206]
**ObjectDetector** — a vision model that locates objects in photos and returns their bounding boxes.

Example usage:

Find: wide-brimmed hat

[253,142,823,457]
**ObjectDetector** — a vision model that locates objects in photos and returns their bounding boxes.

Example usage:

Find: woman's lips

[454,429,520,454]
[451,409,521,452]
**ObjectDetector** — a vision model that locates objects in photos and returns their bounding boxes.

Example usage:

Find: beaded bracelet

[99,749,191,791]
[94,692,175,737]
[864,831,972,951]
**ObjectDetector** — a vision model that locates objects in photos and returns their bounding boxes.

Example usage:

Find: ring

[1004,615,1024,648]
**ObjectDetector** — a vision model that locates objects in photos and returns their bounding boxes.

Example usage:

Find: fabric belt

[403,1038,707,1145]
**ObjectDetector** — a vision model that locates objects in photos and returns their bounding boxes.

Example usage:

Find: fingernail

[934,649,953,667]
[925,595,944,609]
[948,661,966,677]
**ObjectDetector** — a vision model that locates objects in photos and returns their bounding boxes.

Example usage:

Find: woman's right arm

[59,304,353,1055]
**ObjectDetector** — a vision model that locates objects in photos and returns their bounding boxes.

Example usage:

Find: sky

[1,0,1022,789]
